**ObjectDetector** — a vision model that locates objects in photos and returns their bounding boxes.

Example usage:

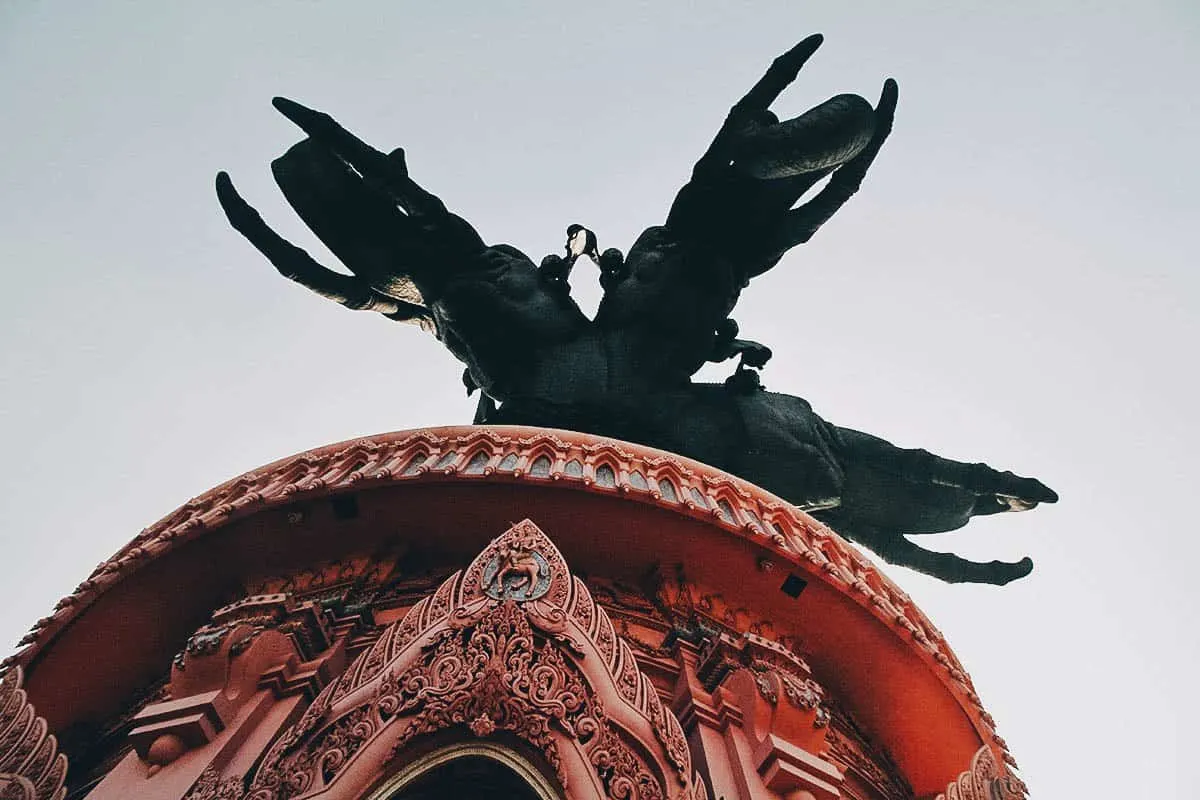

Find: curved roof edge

[1,424,1019,775]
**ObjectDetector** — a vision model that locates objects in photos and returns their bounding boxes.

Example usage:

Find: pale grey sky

[1,2,1196,797]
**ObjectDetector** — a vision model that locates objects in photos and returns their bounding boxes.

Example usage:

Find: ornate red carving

[245,555,398,601]
[242,519,706,800]
[183,766,245,800]
[749,660,830,728]
[589,725,664,800]
[128,590,349,772]
[172,593,335,677]
[693,630,834,759]
[0,668,67,800]
[482,532,551,601]
[656,568,801,661]
[934,745,1027,800]
[386,602,589,774]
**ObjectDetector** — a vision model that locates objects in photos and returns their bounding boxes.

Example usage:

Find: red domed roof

[5,426,1020,797]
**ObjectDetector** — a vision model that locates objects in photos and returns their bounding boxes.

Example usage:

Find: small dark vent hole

[780,574,807,599]
[331,494,360,521]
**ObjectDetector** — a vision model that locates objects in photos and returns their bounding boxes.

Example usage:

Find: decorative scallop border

[0,425,1018,777]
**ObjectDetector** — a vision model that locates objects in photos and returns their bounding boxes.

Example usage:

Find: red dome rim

[1,424,1016,775]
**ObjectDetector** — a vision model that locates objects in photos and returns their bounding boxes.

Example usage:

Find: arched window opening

[370,742,559,800]
[595,463,617,488]
[530,455,552,477]
[463,451,490,474]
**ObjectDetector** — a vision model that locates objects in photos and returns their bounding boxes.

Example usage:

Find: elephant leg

[837,522,1033,586]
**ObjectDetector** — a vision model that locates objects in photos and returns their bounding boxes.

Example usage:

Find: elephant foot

[986,556,1034,585]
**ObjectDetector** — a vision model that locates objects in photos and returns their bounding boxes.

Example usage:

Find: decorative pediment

[0,667,68,800]
[243,519,708,800]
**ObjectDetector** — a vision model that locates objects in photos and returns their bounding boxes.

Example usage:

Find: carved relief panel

[240,519,709,800]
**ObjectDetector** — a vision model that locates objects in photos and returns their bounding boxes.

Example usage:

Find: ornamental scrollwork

[242,519,703,800]
[247,602,662,800]
[182,767,245,800]
[748,659,831,727]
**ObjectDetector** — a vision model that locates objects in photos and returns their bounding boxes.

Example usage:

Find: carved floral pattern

[241,519,705,800]
[183,767,245,800]
[590,725,664,800]
[748,659,830,727]
[385,602,594,780]
[0,668,67,800]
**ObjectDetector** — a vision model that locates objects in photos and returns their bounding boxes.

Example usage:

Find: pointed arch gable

[588,459,619,490]
[523,448,560,480]
[459,448,494,475]
[244,520,708,800]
